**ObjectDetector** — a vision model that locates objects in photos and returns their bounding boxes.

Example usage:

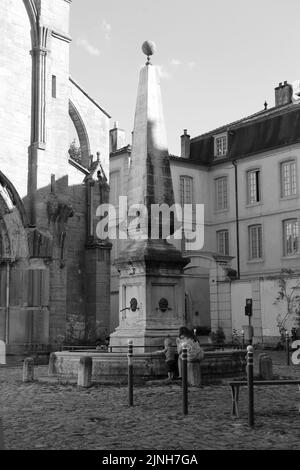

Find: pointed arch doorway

[0,172,51,352]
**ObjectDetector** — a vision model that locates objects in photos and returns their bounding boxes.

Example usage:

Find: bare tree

[272,268,300,335]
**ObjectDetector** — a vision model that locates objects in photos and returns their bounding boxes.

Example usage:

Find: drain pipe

[5,262,10,344]
[232,160,240,279]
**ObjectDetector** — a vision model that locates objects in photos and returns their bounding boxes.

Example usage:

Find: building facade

[110,81,300,344]
[2,2,299,351]
[0,0,111,359]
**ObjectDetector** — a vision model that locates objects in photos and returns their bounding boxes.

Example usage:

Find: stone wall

[0,0,32,200]
[66,164,87,340]
[69,79,110,175]
[0,0,77,349]
[39,0,71,32]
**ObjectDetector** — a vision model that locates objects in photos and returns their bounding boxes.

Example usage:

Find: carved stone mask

[130,297,138,312]
[158,297,169,312]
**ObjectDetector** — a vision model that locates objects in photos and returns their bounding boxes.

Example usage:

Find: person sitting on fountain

[176,326,204,378]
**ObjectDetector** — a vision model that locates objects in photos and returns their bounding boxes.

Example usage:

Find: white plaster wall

[184,275,210,328]
[231,281,252,332]
[170,160,238,263]
[207,163,237,270]
[236,145,300,277]
[260,278,300,338]
[170,160,210,252]
[231,277,300,340]
[171,143,300,277]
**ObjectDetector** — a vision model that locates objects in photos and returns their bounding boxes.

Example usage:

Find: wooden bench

[228,380,300,417]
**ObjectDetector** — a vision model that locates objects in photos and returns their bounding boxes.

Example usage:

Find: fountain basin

[50,349,246,385]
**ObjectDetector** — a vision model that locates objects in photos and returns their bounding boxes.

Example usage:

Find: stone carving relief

[47,193,74,237]
[0,212,29,261]
[158,297,171,312]
[0,219,11,260]
[97,158,110,206]
[47,187,73,268]
[130,297,138,312]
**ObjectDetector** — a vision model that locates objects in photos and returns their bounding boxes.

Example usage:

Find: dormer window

[214,133,228,158]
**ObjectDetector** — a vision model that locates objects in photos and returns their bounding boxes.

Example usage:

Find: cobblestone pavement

[1,351,300,450]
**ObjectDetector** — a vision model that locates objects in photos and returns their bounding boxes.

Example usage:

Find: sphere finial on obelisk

[142,40,156,65]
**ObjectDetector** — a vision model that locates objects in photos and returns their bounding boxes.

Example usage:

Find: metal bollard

[286,331,290,366]
[128,340,133,406]
[182,343,188,415]
[247,345,254,427]
[77,356,92,388]
[241,330,245,350]
[0,418,5,450]
[48,352,57,376]
[23,357,34,382]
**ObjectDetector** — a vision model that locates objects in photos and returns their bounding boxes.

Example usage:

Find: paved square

[1,351,300,450]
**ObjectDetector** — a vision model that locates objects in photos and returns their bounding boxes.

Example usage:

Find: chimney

[109,121,126,153]
[275,81,292,107]
[181,129,190,158]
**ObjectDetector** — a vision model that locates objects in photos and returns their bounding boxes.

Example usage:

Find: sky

[70,0,300,156]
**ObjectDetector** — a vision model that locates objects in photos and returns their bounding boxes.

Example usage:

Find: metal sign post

[241,330,245,350]
[128,340,134,406]
[0,418,5,450]
[245,299,253,345]
[286,331,290,366]
[247,345,254,427]
[182,344,188,415]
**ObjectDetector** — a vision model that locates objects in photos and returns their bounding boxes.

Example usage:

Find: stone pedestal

[110,240,189,352]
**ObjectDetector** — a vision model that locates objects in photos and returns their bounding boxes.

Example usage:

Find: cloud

[101,19,112,41]
[157,65,171,80]
[76,37,101,56]
[170,59,182,67]
[169,59,197,71]
[187,61,196,70]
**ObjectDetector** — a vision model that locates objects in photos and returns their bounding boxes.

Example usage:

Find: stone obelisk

[110,42,189,352]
